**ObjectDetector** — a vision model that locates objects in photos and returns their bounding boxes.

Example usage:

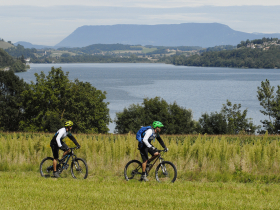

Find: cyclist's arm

[55,131,64,147]
[156,136,166,149]
[142,129,153,148]
[68,134,80,147]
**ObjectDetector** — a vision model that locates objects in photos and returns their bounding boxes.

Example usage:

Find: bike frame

[58,148,77,172]
[146,150,165,174]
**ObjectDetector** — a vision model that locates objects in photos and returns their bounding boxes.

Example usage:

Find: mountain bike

[40,147,88,179]
[124,150,177,183]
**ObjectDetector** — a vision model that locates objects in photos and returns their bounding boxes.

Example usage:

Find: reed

[1,132,280,183]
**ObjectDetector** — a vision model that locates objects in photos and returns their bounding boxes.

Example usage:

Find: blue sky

[1,0,280,46]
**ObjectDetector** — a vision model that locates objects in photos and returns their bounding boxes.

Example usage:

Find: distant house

[25,58,30,64]
[247,43,255,49]
[263,42,269,46]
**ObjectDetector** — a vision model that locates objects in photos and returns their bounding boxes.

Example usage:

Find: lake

[15,63,280,132]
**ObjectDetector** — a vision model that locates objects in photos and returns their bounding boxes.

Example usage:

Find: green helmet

[152,121,164,128]
[65,120,73,127]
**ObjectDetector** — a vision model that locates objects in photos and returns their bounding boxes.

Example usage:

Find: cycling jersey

[142,128,166,149]
[50,127,79,147]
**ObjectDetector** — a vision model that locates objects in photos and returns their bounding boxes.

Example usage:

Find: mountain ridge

[55,23,280,48]
[14,41,54,49]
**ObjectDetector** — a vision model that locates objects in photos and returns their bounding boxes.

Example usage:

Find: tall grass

[1,132,280,183]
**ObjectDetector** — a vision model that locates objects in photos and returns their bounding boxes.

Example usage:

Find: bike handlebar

[69,147,80,150]
[158,149,166,153]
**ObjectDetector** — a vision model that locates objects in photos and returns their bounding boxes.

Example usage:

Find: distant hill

[55,23,280,48]
[0,40,15,49]
[14,41,54,49]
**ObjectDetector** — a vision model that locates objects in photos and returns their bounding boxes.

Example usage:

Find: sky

[1,0,280,46]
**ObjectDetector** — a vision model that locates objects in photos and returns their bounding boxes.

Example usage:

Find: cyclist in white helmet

[50,120,80,178]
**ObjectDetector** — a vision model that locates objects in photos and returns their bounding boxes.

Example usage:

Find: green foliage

[57,43,143,54]
[10,60,26,72]
[200,45,236,52]
[32,54,151,63]
[114,97,197,134]
[198,112,227,134]
[221,100,259,134]
[60,53,71,57]
[0,70,26,131]
[170,46,280,69]
[0,48,14,68]
[4,44,37,59]
[20,67,110,133]
[199,100,259,134]
[237,37,278,48]
[257,79,280,133]
[0,48,26,72]
[2,132,280,186]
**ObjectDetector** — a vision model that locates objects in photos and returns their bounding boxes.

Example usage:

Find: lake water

[15,63,280,133]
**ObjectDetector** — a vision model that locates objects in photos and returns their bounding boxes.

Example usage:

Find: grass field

[1,132,280,209]
[142,47,157,53]
[2,132,280,183]
[0,172,279,209]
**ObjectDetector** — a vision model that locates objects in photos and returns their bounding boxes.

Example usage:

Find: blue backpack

[136,126,152,143]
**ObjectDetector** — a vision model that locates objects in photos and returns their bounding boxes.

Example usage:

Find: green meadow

[0,172,280,209]
[1,132,280,209]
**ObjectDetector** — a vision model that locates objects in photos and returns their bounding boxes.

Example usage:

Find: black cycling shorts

[139,144,157,162]
[50,142,69,159]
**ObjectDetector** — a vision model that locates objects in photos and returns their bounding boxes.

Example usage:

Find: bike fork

[159,159,168,175]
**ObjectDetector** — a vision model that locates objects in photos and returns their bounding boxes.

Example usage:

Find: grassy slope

[0,41,14,49]
[142,47,157,53]
[0,172,279,209]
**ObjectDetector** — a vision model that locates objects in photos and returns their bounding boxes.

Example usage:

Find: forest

[0,48,27,72]
[168,38,280,69]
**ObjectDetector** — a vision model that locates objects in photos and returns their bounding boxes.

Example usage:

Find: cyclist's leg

[147,147,159,162]
[60,142,70,158]
[139,146,149,173]
[51,144,59,173]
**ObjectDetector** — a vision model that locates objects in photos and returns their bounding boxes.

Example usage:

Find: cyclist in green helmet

[50,120,80,178]
[138,121,168,182]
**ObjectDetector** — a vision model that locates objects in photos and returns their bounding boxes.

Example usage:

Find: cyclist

[50,120,80,178]
[138,121,168,182]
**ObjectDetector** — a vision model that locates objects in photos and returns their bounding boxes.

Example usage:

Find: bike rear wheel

[155,161,177,183]
[70,158,88,179]
[40,157,54,178]
[124,160,142,181]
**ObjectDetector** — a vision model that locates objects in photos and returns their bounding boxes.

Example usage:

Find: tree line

[57,44,143,54]
[0,68,110,133]
[168,46,280,69]
[114,80,280,135]
[114,97,259,135]
[1,68,279,134]
[0,48,27,72]
[237,37,279,48]
[31,54,151,64]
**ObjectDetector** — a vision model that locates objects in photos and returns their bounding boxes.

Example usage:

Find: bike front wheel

[40,157,54,178]
[124,160,142,181]
[70,158,88,179]
[155,161,177,183]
